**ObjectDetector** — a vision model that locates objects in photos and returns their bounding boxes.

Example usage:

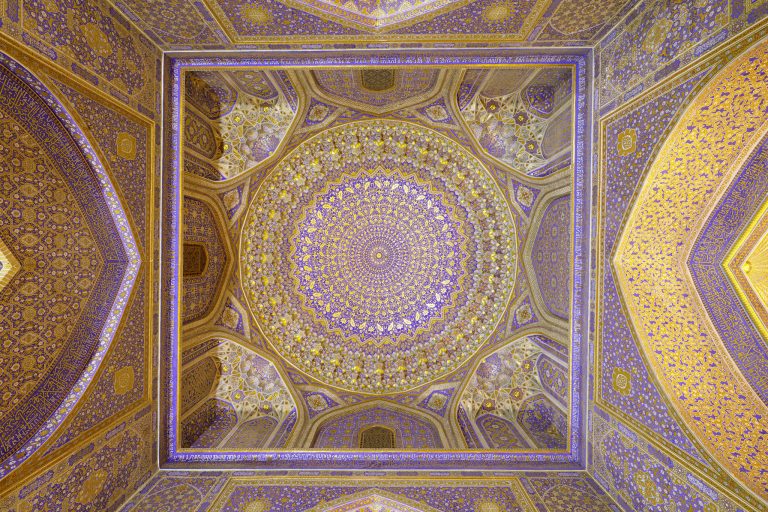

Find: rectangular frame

[159,49,592,471]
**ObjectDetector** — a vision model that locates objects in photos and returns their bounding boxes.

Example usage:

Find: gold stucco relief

[614,40,768,498]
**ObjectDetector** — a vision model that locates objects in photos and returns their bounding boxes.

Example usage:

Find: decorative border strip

[160,50,589,470]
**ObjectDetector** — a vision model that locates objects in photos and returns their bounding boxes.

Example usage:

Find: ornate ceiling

[175,63,580,461]
[241,120,517,393]
[0,54,142,478]
[1,0,768,509]
[108,0,634,46]
[2,0,768,509]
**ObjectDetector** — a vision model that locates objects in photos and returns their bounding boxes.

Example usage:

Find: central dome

[293,170,467,343]
[241,120,517,393]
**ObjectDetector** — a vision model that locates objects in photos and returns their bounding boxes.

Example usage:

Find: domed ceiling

[171,62,583,466]
[241,120,517,393]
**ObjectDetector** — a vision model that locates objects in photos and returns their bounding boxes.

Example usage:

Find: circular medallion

[241,120,517,393]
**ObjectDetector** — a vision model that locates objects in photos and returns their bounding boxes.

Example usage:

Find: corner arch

[0,51,140,478]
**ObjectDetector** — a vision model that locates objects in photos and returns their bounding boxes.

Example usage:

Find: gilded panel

[112,0,222,46]
[458,335,568,451]
[312,404,444,448]
[47,0,641,50]
[520,473,617,511]
[597,66,711,463]
[0,0,159,112]
[204,0,550,43]
[179,339,298,449]
[613,38,768,498]
[530,195,571,320]
[0,50,140,480]
[0,409,154,511]
[591,408,746,512]
[537,0,633,42]
[120,473,619,511]
[45,276,148,452]
[182,196,228,324]
[24,55,155,481]
[164,55,589,470]
[210,478,530,511]
[689,131,768,403]
[310,69,442,114]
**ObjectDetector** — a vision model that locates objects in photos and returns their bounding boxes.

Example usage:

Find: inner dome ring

[240,119,517,394]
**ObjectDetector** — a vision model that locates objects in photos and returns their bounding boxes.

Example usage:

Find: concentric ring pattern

[241,120,516,393]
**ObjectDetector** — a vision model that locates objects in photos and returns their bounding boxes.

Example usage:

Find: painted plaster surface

[597,0,768,114]
[167,56,585,470]
[107,0,633,46]
[598,67,712,463]
[0,0,160,112]
[0,0,157,501]
[180,340,296,449]
[591,408,746,512]
[614,40,768,498]
[119,473,617,511]
[531,195,571,319]
[240,120,517,394]
[0,50,141,480]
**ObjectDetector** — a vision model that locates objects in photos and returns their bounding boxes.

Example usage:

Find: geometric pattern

[183,196,228,324]
[311,489,440,512]
[462,90,550,174]
[312,69,442,114]
[7,0,768,509]
[165,53,587,472]
[459,336,569,450]
[289,0,464,31]
[110,0,222,46]
[459,67,573,176]
[206,342,295,425]
[0,52,140,479]
[213,480,531,511]
[312,404,443,448]
[180,340,297,449]
[613,40,768,498]
[119,473,617,511]
[206,0,550,43]
[183,70,297,181]
[539,0,631,41]
[690,131,768,405]
[11,0,158,106]
[595,16,768,511]
[591,409,746,512]
[106,0,641,48]
[523,473,617,511]
[213,94,295,179]
[241,119,517,394]
[0,409,154,512]
[597,65,715,465]
[530,195,571,319]
[726,194,768,342]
